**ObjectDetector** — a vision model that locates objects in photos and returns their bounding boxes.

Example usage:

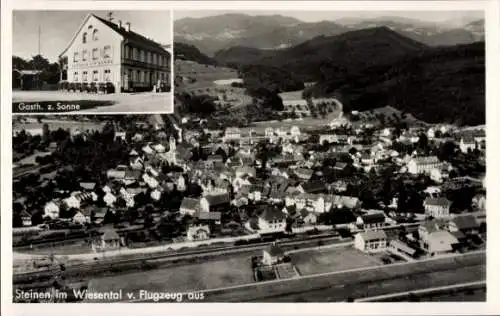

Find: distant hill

[216,27,428,81]
[174,42,217,65]
[313,41,485,126]
[175,13,347,56]
[175,13,484,56]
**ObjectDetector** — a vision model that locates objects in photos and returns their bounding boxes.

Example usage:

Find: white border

[2,1,500,315]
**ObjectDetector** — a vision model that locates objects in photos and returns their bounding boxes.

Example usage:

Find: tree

[42,123,50,142]
[417,133,429,150]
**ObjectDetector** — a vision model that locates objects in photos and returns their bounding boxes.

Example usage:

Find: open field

[86,254,254,301]
[189,252,485,302]
[291,246,382,275]
[12,91,172,113]
[355,105,427,127]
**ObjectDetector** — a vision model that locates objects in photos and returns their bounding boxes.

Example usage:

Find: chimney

[118,20,122,28]
[125,22,131,32]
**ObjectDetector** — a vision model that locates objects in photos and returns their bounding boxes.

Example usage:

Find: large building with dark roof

[59,13,171,93]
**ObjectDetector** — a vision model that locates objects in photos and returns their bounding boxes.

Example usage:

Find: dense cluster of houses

[16,114,485,255]
[353,213,484,256]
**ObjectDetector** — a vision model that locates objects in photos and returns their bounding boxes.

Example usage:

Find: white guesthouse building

[59,13,171,93]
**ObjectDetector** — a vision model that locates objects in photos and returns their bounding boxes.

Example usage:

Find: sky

[174,10,484,24]
[13,11,172,63]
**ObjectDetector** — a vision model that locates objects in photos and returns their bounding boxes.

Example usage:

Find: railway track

[14,233,347,284]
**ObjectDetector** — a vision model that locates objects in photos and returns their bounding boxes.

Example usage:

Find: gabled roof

[301,180,325,193]
[93,15,169,55]
[411,156,440,165]
[360,213,386,224]
[204,193,230,206]
[451,215,479,230]
[60,13,170,57]
[358,230,387,241]
[424,197,452,207]
[101,228,120,241]
[180,197,200,210]
[80,182,97,190]
[197,211,222,221]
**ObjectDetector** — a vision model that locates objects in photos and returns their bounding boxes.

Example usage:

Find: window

[133,47,138,60]
[82,50,88,61]
[83,71,88,81]
[93,70,99,81]
[140,50,145,62]
[136,70,140,82]
[92,48,98,60]
[147,51,151,63]
[124,45,130,59]
[82,32,87,44]
[92,29,99,41]
[103,45,111,59]
[74,72,78,82]
[73,52,79,62]
[152,53,156,65]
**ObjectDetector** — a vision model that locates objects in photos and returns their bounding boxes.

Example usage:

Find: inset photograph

[13,10,173,114]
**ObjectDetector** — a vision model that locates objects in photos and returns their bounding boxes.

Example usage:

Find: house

[262,243,285,266]
[407,156,443,174]
[448,215,479,235]
[235,166,256,179]
[294,168,314,181]
[301,209,318,225]
[195,211,222,225]
[421,231,459,255]
[423,186,441,197]
[430,167,450,184]
[59,13,170,93]
[329,195,360,210]
[72,210,90,224]
[301,181,326,194]
[472,193,486,211]
[290,126,301,137]
[389,240,417,258]
[152,143,166,153]
[103,191,117,207]
[418,220,444,241]
[293,193,325,213]
[180,197,201,216]
[186,224,210,241]
[459,137,476,153]
[20,210,32,226]
[129,156,144,169]
[44,200,62,219]
[258,207,286,232]
[79,182,97,191]
[356,213,386,230]
[354,230,388,253]
[107,167,127,179]
[424,197,452,218]
[92,228,121,252]
[202,193,230,212]
[223,127,241,141]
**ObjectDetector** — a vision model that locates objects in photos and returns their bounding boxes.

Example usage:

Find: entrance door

[123,72,130,91]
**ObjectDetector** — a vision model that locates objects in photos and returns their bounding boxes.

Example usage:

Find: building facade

[407,156,444,174]
[59,14,170,93]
